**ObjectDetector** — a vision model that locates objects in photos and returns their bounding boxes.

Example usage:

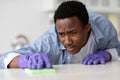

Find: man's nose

[64,36,72,45]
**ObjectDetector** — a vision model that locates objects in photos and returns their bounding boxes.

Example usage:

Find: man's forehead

[56,24,76,30]
[56,21,76,30]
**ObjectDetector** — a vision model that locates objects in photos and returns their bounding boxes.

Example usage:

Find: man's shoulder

[88,12,113,30]
[89,12,117,44]
[88,12,107,22]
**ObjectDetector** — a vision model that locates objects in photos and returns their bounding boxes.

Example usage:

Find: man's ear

[85,23,91,32]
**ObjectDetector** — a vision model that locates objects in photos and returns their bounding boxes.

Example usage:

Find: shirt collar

[90,21,104,43]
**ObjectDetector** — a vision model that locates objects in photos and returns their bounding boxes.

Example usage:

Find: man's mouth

[66,47,75,52]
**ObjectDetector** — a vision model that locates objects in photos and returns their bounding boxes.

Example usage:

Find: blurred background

[0,0,120,54]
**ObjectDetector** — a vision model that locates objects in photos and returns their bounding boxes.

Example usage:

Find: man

[0,1,119,69]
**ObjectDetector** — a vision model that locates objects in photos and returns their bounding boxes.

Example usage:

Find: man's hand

[18,53,52,69]
[82,51,111,65]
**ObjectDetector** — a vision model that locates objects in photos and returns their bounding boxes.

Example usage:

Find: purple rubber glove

[18,54,30,68]
[82,51,111,65]
[18,53,52,69]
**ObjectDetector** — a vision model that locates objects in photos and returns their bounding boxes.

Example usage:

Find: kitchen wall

[0,0,51,54]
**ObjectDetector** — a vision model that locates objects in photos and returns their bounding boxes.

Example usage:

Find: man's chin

[68,50,78,55]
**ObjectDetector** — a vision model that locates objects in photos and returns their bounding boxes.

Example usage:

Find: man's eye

[70,32,76,35]
[59,33,65,37]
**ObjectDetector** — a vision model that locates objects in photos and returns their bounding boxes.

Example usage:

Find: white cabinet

[80,0,120,14]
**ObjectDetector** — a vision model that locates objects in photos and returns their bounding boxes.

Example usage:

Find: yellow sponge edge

[25,69,56,75]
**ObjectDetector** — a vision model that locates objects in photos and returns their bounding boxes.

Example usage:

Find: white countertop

[0,61,120,80]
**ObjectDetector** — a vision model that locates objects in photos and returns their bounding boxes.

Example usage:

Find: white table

[0,61,120,80]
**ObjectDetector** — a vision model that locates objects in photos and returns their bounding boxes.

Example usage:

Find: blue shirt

[0,13,120,68]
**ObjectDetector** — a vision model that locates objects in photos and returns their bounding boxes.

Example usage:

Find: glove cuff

[98,51,111,61]
[18,55,30,68]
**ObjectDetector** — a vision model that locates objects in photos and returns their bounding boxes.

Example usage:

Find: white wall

[0,0,51,54]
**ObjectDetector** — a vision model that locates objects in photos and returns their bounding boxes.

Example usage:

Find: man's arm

[8,53,52,69]
[8,55,20,68]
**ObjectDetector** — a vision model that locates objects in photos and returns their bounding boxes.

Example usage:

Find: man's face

[56,16,90,55]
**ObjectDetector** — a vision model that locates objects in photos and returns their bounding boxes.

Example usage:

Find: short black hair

[54,1,89,27]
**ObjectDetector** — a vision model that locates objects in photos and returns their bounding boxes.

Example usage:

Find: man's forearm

[8,56,20,68]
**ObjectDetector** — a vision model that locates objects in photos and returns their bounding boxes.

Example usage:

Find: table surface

[0,61,120,80]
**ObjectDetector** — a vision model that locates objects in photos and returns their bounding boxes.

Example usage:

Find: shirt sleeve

[106,48,118,61]
[3,53,21,68]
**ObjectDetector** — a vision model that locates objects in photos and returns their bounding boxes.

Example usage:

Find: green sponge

[25,68,56,75]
